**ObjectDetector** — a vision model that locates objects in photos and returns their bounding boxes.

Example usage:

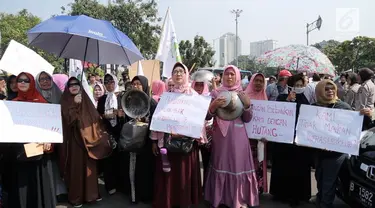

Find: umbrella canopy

[257,44,335,76]
[27,15,143,65]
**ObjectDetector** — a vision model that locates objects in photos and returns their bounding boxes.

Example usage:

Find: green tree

[178,35,215,71]
[313,36,375,73]
[229,55,261,71]
[85,65,104,77]
[62,0,161,59]
[0,10,65,73]
[312,40,341,51]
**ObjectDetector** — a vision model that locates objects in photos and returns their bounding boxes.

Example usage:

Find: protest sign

[150,92,211,138]
[0,101,63,143]
[245,100,297,144]
[295,104,363,155]
[0,40,54,76]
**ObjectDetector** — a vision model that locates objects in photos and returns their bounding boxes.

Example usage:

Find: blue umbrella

[27,15,143,65]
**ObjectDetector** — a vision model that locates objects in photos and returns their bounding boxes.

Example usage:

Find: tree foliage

[313,36,375,73]
[85,65,104,77]
[0,9,65,73]
[178,35,215,71]
[62,0,161,59]
[229,55,260,71]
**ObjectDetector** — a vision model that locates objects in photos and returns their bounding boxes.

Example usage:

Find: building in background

[250,40,277,58]
[219,32,241,67]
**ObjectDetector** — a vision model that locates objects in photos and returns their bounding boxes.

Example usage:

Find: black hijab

[131,75,150,95]
[6,75,17,100]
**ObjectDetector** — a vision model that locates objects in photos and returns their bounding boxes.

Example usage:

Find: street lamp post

[231,9,242,66]
[306,15,323,45]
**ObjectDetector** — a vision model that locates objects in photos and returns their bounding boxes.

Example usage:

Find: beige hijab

[315,79,339,105]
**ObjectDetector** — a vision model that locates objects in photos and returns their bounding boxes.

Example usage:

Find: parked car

[337,127,375,207]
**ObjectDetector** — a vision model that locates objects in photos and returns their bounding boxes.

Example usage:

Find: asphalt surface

[57,171,350,208]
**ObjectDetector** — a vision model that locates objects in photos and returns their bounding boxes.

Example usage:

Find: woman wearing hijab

[205,65,259,208]
[151,80,166,102]
[52,74,69,92]
[117,75,157,203]
[6,75,17,100]
[5,72,56,208]
[93,83,105,107]
[60,77,112,207]
[96,73,120,195]
[313,80,351,208]
[152,63,203,208]
[35,71,67,201]
[244,73,268,194]
[344,72,360,110]
[270,74,312,206]
[191,79,212,188]
[36,71,62,104]
[355,68,375,111]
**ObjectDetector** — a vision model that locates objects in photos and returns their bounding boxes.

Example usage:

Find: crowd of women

[0,63,374,208]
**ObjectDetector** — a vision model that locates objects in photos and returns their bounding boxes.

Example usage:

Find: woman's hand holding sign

[43,143,52,151]
[360,108,373,117]
[170,130,182,139]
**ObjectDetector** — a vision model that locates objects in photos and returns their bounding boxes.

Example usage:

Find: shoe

[108,189,116,195]
[73,204,83,208]
[96,197,103,202]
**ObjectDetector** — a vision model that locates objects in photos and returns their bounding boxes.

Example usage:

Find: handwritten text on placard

[295,104,363,155]
[150,92,211,138]
[0,101,63,143]
[245,100,296,144]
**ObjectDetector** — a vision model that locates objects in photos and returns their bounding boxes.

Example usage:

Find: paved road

[57,171,350,208]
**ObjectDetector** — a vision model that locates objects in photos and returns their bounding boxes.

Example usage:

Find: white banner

[0,40,54,76]
[295,104,363,155]
[150,92,211,138]
[245,100,297,144]
[0,101,63,143]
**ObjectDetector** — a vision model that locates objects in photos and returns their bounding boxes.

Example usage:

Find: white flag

[137,60,144,76]
[155,7,182,78]
[68,59,96,105]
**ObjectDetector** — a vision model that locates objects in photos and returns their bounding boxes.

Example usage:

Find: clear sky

[0,0,374,55]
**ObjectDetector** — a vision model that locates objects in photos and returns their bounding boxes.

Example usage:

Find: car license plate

[350,181,375,207]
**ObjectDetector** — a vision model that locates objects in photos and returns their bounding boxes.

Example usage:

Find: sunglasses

[104,80,115,84]
[68,82,80,87]
[39,77,51,82]
[17,79,30,83]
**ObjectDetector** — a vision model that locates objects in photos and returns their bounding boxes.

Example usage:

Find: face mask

[293,87,305,94]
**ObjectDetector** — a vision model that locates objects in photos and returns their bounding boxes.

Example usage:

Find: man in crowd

[88,73,97,87]
[266,69,292,101]
[304,73,324,104]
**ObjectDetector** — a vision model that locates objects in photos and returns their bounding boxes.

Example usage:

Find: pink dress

[204,90,259,208]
